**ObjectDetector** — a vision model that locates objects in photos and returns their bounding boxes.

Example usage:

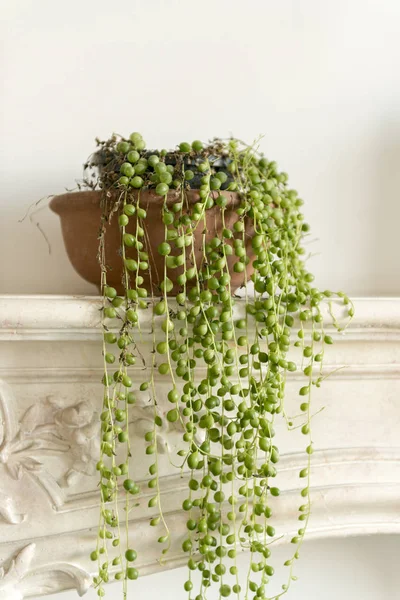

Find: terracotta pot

[50,190,255,295]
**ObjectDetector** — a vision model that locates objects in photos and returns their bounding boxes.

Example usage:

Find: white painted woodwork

[0,296,399,598]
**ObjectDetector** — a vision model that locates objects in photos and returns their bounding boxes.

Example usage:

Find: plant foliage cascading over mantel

[85,133,353,599]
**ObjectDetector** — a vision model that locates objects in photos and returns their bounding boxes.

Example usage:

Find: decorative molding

[0,380,98,513]
[0,296,399,596]
[1,363,400,385]
[0,493,25,526]
[0,543,91,599]
[130,404,175,455]
[1,296,400,340]
[56,444,400,516]
[0,544,37,600]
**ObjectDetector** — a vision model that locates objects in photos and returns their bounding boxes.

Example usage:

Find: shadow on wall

[371,121,400,293]
[12,178,100,296]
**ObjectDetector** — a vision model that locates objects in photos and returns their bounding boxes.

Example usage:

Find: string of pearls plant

[86,132,353,599]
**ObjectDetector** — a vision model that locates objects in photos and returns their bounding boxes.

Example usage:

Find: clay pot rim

[49,189,241,215]
[50,191,100,214]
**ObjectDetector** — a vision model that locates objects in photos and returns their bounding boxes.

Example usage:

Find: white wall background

[1,0,400,295]
[2,1,400,598]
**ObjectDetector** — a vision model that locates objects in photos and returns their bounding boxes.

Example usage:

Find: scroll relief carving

[0,543,91,599]
[0,380,99,520]
[129,401,205,453]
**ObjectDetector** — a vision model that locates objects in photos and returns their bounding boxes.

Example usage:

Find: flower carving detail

[129,401,204,454]
[0,380,99,514]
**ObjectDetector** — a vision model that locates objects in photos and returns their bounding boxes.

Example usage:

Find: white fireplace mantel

[0,296,399,598]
